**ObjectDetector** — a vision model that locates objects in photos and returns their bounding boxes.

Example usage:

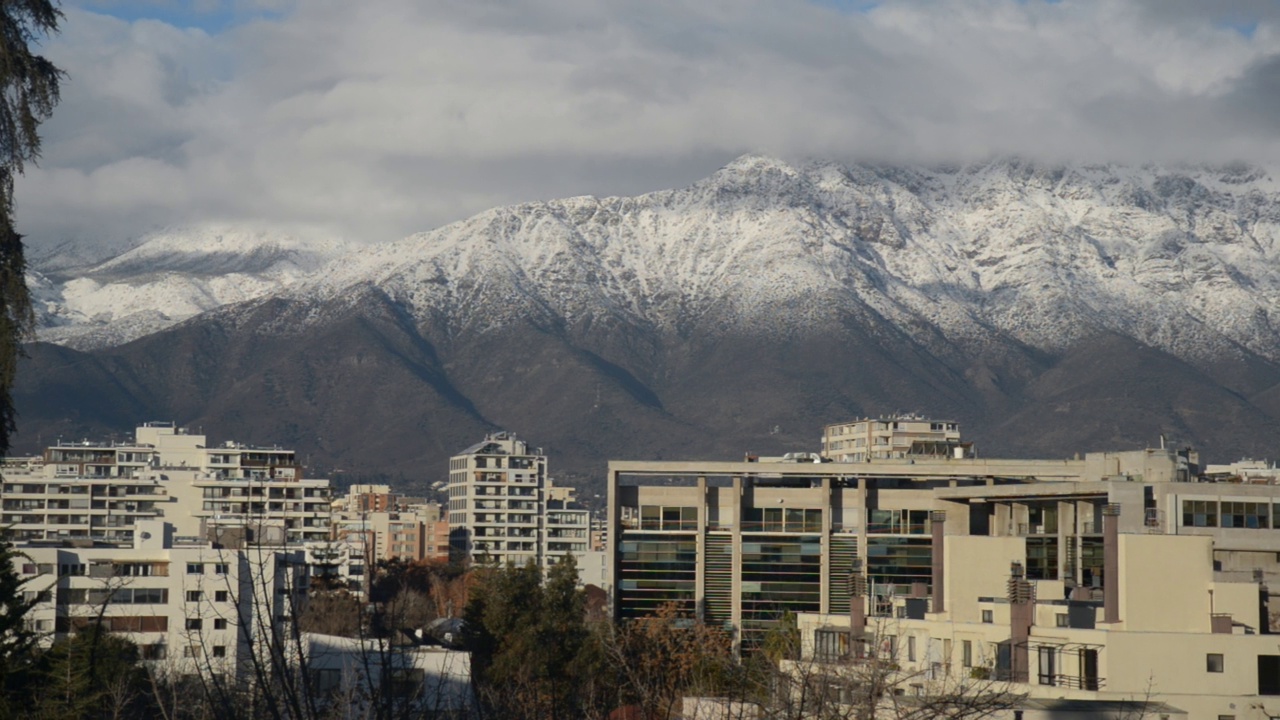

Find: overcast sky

[16,0,1280,247]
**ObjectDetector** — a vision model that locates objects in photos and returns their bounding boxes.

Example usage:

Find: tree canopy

[0,0,62,456]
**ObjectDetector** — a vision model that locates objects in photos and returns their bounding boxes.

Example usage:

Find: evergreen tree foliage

[0,537,39,699]
[0,0,62,455]
[23,625,147,720]
[463,556,608,720]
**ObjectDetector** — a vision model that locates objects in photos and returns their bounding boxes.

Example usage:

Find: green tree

[24,624,148,720]
[463,556,610,720]
[0,538,40,709]
[0,0,63,456]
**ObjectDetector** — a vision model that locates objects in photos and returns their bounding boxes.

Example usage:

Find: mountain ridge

[17,155,1280,487]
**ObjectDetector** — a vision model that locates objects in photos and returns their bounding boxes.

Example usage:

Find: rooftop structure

[821,415,971,463]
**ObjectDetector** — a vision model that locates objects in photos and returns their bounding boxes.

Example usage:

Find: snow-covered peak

[270,154,1280,364]
[33,224,355,349]
[32,155,1280,366]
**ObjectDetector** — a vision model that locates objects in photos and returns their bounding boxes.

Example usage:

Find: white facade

[16,520,307,676]
[1,422,332,545]
[446,432,598,573]
[794,530,1280,720]
[301,633,473,715]
[447,433,547,566]
[821,415,968,463]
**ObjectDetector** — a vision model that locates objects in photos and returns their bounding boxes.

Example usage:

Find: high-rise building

[446,432,598,572]
[446,433,547,566]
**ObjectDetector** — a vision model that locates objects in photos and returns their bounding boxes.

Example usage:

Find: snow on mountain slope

[33,226,353,349]
[258,155,1280,365]
[34,156,1280,366]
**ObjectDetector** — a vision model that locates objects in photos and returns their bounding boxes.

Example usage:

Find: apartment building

[821,416,971,463]
[341,484,398,513]
[1,422,333,545]
[16,520,307,676]
[332,504,449,564]
[446,433,547,566]
[544,496,591,565]
[446,432,602,574]
[605,435,1252,654]
[791,512,1280,720]
[331,483,449,563]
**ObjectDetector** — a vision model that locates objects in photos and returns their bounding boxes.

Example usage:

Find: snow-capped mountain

[242,154,1280,366]
[21,156,1280,478]
[31,226,353,349]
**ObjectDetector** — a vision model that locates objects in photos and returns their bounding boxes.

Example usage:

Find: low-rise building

[791,509,1280,720]
[15,520,307,677]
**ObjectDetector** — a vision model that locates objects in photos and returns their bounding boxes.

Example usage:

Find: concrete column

[606,466,620,620]
[1008,561,1035,684]
[820,477,832,614]
[731,475,743,650]
[850,561,867,652]
[1103,503,1120,623]
[931,510,946,614]
[696,475,707,621]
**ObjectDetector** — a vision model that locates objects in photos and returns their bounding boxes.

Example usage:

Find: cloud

[16,0,1280,248]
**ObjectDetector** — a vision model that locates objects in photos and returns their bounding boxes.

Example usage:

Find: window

[186,563,204,575]
[215,591,228,603]
[1056,613,1069,628]
[1182,500,1218,527]
[1207,653,1224,673]
[907,636,916,662]
[1221,502,1269,529]
[214,619,227,630]
[212,646,226,658]
[1038,647,1056,685]
[814,629,851,662]
[982,610,993,624]
[141,645,166,660]
[214,563,229,575]
[1026,537,1059,580]
[186,591,202,602]
[962,640,973,668]
[1259,655,1280,695]
[183,647,196,658]
[311,668,342,694]
[186,618,203,631]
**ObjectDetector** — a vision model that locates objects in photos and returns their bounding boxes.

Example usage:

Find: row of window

[1183,500,1277,529]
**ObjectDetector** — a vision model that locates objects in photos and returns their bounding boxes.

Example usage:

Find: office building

[605,419,1280,655]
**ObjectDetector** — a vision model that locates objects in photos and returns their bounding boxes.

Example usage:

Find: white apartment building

[821,415,971,463]
[446,432,599,573]
[1,422,332,546]
[447,432,546,566]
[16,520,307,676]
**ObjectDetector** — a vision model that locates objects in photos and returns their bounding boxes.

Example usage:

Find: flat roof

[609,457,1088,481]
